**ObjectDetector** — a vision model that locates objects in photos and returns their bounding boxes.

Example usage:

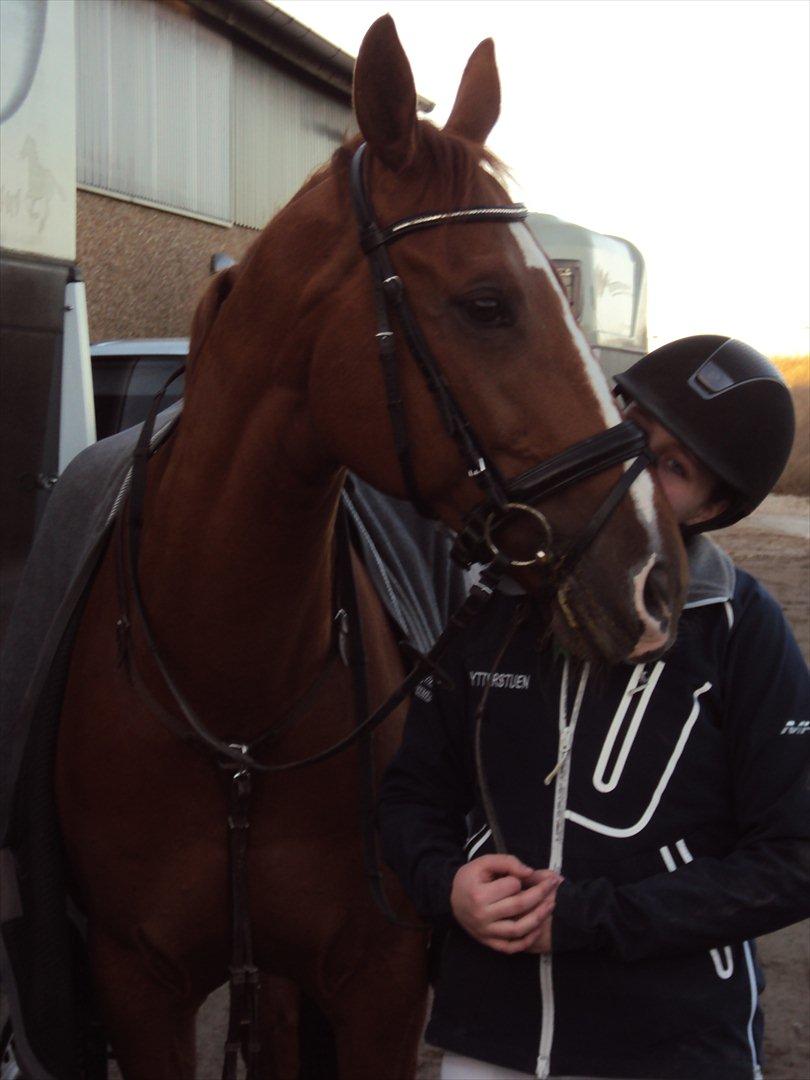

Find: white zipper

[742,940,764,1079]
[536,657,589,1078]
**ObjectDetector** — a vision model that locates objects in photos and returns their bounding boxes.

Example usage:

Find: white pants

[440,1054,607,1080]
[440,1052,535,1079]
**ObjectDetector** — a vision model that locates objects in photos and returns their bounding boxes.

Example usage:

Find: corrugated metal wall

[232,48,352,228]
[76,0,354,230]
[76,0,231,221]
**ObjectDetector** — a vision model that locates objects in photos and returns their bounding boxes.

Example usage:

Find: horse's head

[301,16,687,664]
[191,16,687,665]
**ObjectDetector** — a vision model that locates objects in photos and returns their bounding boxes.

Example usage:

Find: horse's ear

[353,16,417,172]
[444,39,500,145]
[189,264,239,359]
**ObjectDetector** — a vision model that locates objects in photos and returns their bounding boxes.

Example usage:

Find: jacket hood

[684,534,735,607]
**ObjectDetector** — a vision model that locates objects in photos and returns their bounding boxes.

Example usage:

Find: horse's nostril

[643,560,671,631]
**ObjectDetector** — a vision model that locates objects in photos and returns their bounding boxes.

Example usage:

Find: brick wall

[77,190,258,341]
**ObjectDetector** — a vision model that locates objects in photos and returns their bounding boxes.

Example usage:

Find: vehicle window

[92,356,185,439]
[592,237,635,340]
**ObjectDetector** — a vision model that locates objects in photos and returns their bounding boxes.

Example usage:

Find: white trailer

[527,213,648,382]
[0,0,96,632]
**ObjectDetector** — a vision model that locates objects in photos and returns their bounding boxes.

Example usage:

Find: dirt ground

[142,497,810,1079]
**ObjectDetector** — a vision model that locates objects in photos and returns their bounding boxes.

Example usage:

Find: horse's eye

[461,293,513,326]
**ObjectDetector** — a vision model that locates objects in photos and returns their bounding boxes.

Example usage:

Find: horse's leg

[298,991,339,1080]
[321,932,428,1080]
[254,973,301,1080]
[89,926,206,1080]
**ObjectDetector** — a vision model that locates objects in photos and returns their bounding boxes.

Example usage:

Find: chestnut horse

[55,17,686,1079]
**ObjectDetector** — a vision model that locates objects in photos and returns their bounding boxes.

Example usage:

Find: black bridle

[349,141,653,580]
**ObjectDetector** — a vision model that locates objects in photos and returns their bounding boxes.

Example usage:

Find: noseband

[349,142,653,578]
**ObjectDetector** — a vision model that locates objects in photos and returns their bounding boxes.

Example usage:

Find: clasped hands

[450,854,562,955]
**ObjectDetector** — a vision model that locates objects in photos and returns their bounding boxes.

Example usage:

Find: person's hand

[521,867,558,953]
[450,854,562,954]
[524,917,553,953]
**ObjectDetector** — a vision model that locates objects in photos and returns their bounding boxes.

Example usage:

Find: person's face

[623,403,729,528]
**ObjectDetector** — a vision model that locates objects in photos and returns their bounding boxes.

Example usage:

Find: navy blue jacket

[378,538,810,1079]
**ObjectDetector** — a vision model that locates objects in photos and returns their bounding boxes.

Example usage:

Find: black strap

[451,424,653,575]
[128,365,185,562]
[221,763,261,1080]
[350,142,515,518]
[338,506,427,931]
[367,251,432,518]
[119,388,507,775]
[555,451,653,578]
[508,420,647,502]
[473,601,531,854]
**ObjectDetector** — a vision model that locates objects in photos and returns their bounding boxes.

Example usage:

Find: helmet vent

[690,359,736,397]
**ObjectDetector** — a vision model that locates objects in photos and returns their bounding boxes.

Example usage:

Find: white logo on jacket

[469,671,531,690]
[780,719,810,735]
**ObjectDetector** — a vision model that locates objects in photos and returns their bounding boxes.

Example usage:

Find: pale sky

[276,0,809,357]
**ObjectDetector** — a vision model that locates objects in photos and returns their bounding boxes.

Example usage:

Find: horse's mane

[295,120,511,207]
[186,122,511,366]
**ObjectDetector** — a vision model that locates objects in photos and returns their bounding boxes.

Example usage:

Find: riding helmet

[614,335,795,532]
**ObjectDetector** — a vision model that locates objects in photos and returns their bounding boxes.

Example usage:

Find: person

[378,335,810,1080]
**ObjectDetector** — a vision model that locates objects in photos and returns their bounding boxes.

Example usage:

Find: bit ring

[483,502,554,568]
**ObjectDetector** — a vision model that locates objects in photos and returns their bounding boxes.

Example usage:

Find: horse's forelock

[418,123,511,203]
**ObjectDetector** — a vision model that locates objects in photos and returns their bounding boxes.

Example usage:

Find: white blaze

[509,222,658,541]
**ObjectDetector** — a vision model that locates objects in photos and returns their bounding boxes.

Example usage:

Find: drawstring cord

[544,658,589,786]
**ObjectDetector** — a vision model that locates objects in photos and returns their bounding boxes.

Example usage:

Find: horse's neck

[136,431,343,734]
[133,181,360,735]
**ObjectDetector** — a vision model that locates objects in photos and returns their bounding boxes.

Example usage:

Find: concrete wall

[77,189,258,341]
